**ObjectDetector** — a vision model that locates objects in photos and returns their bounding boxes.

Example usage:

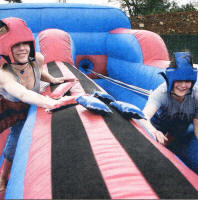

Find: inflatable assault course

[0,3,198,199]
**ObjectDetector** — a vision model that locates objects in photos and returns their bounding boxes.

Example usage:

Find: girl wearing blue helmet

[139,51,198,174]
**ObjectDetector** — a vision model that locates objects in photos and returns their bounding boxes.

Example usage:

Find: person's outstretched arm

[138,103,168,144]
[0,70,77,109]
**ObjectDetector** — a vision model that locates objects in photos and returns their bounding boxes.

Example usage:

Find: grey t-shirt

[146,82,198,137]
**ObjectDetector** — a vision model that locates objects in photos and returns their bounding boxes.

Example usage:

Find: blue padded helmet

[161,52,197,93]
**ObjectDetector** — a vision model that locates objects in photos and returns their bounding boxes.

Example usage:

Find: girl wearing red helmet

[0,17,78,191]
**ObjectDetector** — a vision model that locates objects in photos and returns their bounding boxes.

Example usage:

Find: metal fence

[161,34,198,63]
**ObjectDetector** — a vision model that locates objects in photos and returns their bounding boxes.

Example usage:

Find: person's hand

[150,129,168,145]
[45,95,78,112]
[59,95,78,105]
[51,77,78,84]
[51,77,66,84]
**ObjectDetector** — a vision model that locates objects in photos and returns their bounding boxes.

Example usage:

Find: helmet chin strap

[171,92,181,97]
[12,57,35,65]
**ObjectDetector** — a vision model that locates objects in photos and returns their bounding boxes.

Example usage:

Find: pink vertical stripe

[0,129,9,156]
[23,88,52,199]
[76,105,158,199]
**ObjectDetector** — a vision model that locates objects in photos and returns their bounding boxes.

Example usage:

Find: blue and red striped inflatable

[0,3,198,199]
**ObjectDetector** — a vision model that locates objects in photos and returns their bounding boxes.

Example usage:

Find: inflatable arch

[0,3,198,199]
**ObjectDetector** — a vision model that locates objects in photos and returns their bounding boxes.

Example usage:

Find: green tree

[114,0,171,17]
[109,0,196,19]
[169,1,196,12]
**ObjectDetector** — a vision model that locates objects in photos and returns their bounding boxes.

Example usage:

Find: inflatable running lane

[0,3,198,199]
[3,28,198,200]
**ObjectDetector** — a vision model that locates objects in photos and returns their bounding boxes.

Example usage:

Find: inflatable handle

[76,95,112,114]
[92,91,116,104]
[110,101,146,119]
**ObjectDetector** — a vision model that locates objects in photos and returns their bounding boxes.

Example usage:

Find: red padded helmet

[0,17,35,64]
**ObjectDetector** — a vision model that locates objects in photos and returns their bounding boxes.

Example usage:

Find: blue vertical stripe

[5,105,37,199]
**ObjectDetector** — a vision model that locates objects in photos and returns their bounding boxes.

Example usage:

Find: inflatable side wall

[95,28,170,109]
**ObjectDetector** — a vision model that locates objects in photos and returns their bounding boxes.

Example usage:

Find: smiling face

[172,80,192,100]
[11,42,30,64]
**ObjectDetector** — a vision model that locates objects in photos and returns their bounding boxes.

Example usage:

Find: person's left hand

[51,77,78,84]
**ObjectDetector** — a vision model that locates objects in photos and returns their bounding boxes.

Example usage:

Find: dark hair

[169,56,177,68]
[169,51,193,69]
[0,21,8,34]
[1,63,8,69]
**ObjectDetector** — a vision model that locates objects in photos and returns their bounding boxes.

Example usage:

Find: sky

[0,0,191,5]
[174,0,194,6]
[0,0,109,4]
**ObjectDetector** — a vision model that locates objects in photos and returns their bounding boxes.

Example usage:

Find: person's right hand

[150,129,168,145]
[59,95,78,105]
[46,95,78,112]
